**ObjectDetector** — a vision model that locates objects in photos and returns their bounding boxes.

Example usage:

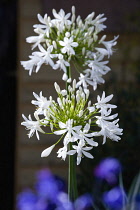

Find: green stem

[66,66,78,201]
[68,143,78,201]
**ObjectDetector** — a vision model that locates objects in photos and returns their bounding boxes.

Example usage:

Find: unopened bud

[54,82,61,93]
[67,78,72,83]
[82,47,86,55]
[89,119,91,125]
[84,89,89,99]
[50,123,53,132]
[65,32,70,37]
[94,33,98,42]
[61,90,67,96]
[79,110,83,117]
[57,97,62,107]
[71,94,75,100]
[71,14,76,23]
[88,38,93,47]
[88,100,91,107]
[81,92,85,100]
[52,41,57,49]
[89,26,94,35]
[62,73,68,81]
[76,95,80,103]
[72,79,76,90]
[41,144,55,157]
[72,6,75,14]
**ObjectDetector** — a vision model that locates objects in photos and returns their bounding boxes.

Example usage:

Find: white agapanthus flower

[52,9,71,30]
[31,91,53,115]
[33,44,56,67]
[21,80,123,165]
[21,113,45,140]
[21,6,118,90]
[59,36,78,55]
[53,54,70,72]
[95,91,117,115]
[94,112,123,144]
[68,141,94,165]
[21,54,44,75]
[83,68,106,91]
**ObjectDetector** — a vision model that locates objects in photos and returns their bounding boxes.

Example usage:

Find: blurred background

[0,0,140,209]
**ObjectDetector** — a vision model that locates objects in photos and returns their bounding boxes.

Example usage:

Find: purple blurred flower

[103,186,126,210]
[16,189,38,210]
[56,192,74,210]
[35,169,65,203]
[74,193,93,210]
[94,157,122,184]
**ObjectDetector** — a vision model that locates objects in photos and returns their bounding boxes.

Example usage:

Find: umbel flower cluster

[21,80,123,165]
[21,6,118,90]
[21,6,123,165]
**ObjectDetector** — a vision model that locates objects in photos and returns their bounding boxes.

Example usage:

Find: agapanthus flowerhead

[21,80,123,165]
[21,6,119,90]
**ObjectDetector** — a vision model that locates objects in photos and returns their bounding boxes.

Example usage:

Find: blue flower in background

[16,162,140,210]
[94,157,122,185]
[16,189,38,210]
[103,186,126,210]
[74,193,93,210]
[55,192,74,210]
[35,169,65,203]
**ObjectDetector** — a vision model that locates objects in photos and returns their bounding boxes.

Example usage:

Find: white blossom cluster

[21,6,118,90]
[21,80,123,165]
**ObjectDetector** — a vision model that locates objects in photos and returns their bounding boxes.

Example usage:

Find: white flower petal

[54,129,66,135]
[82,150,94,159]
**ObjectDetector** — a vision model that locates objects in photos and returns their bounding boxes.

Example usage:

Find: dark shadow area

[0,0,17,209]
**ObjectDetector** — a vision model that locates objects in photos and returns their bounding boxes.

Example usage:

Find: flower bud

[61,89,67,96]
[68,85,72,93]
[81,92,85,100]
[57,97,62,107]
[84,89,89,99]
[94,33,98,42]
[67,78,72,83]
[54,82,61,93]
[76,15,80,24]
[79,110,83,117]
[52,40,57,49]
[89,26,94,35]
[71,14,76,23]
[71,94,75,100]
[62,98,66,104]
[50,123,53,131]
[62,73,68,81]
[41,145,55,157]
[88,38,93,47]
[72,79,76,90]
[88,100,91,107]
[72,5,75,14]
[76,95,80,103]
[65,32,70,37]
[82,47,86,55]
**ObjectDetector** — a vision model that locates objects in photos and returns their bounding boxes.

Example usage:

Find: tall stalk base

[68,142,78,201]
